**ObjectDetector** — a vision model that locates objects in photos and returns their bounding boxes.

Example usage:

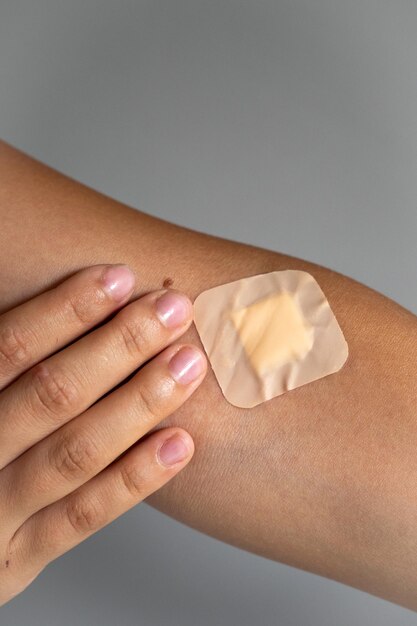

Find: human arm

[1,140,417,610]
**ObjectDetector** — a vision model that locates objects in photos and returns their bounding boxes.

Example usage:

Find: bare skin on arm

[0,140,416,610]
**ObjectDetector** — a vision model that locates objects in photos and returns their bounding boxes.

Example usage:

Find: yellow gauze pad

[193,270,348,408]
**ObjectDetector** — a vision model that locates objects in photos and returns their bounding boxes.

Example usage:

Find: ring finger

[3,342,206,528]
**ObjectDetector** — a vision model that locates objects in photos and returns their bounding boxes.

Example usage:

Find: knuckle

[0,324,32,371]
[30,363,81,417]
[65,494,106,535]
[117,314,151,360]
[63,292,100,326]
[49,431,99,482]
[120,463,148,500]
[135,382,161,423]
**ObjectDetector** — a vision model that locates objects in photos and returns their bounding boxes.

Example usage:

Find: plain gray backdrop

[1,1,416,625]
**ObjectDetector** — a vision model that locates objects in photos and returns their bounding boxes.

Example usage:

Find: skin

[0,264,207,604]
[0,140,416,610]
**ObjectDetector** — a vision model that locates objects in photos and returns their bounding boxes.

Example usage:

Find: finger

[9,428,194,583]
[3,343,206,528]
[0,288,193,468]
[0,264,136,390]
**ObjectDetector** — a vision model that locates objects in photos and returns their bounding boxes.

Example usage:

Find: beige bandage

[193,270,348,408]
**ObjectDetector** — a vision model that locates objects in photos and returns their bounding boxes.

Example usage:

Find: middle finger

[0,289,193,468]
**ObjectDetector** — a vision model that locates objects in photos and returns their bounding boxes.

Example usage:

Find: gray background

[1,1,416,624]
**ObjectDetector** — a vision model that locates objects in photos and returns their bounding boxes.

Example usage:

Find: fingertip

[156,429,195,468]
[168,345,207,385]
[155,290,193,328]
[100,264,136,302]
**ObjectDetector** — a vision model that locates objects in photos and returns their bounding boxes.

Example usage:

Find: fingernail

[158,434,191,466]
[155,291,191,327]
[102,265,135,302]
[168,346,205,384]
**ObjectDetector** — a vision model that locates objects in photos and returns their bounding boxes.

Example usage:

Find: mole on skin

[163,277,174,289]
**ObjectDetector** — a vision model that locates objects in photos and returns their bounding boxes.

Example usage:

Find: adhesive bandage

[193,270,348,408]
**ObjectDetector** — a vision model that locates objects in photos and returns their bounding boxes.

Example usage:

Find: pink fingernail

[101,265,135,302]
[158,434,191,466]
[168,346,205,384]
[155,291,191,327]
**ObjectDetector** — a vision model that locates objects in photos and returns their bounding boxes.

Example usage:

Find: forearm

[1,140,417,609]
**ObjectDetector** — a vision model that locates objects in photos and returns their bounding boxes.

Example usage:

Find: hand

[0,264,206,605]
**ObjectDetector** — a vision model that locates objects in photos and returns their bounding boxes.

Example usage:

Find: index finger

[0,264,135,389]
